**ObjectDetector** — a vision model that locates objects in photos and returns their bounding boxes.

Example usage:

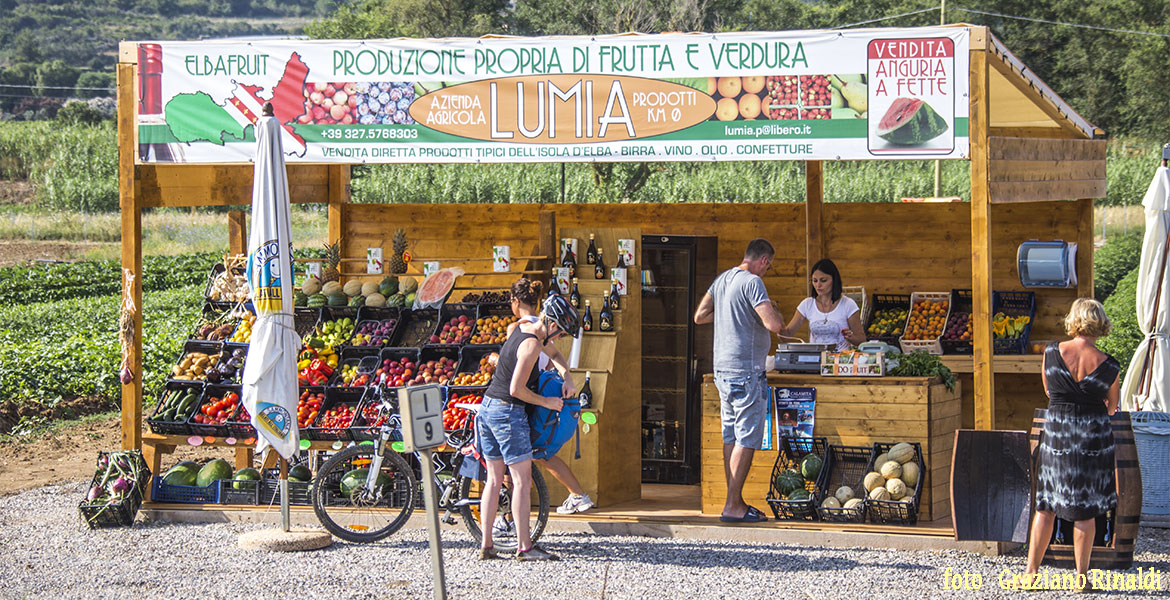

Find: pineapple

[321,241,341,284]
[390,228,408,274]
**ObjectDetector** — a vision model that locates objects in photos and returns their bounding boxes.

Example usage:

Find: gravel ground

[2,482,1168,600]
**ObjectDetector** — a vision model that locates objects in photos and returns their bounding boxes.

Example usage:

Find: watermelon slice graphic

[876,98,948,145]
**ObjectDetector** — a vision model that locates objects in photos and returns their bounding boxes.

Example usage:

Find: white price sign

[399,385,445,451]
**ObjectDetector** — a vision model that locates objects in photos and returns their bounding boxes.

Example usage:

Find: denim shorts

[476,396,533,465]
[714,371,768,450]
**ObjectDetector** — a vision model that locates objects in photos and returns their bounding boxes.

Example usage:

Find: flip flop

[719,506,769,523]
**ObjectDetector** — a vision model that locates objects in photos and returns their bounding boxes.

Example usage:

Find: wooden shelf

[939,354,1043,374]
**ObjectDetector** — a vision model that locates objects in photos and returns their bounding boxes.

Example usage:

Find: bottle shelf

[643,355,686,362]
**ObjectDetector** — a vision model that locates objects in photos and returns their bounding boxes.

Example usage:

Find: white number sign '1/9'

[399,384,445,452]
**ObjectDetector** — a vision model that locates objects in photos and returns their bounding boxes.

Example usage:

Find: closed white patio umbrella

[1120,166,1170,412]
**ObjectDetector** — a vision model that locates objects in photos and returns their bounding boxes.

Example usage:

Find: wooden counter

[701,373,961,522]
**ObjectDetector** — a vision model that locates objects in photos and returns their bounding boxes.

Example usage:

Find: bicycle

[310,390,549,550]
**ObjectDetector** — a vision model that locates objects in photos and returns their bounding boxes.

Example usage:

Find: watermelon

[387,293,406,308]
[414,268,463,309]
[233,468,261,490]
[875,97,947,145]
[289,464,312,482]
[327,292,348,307]
[775,470,804,496]
[339,467,392,496]
[378,276,399,297]
[787,489,810,501]
[163,463,199,487]
[196,458,233,487]
[800,454,823,481]
[307,293,327,307]
[348,295,365,307]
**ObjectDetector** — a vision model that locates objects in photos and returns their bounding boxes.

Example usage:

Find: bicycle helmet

[540,294,580,338]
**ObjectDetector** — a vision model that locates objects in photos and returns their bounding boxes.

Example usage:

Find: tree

[76,71,115,99]
[56,99,105,125]
[35,60,81,98]
[10,30,41,63]
[306,0,510,39]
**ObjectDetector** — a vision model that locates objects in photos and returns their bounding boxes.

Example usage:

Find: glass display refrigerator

[640,235,717,484]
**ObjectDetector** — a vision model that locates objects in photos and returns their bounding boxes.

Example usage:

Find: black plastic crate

[189,304,239,342]
[204,261,248,308]
[765,436,829,521]
[417,347,460,386]
[330,351,381,389]
[147,381,203,435]
[259,472,312,506]
[815,445,874,523]
[217,478,261,505]
[864,442,926,525]
[940,289,973,355]
[212,343,248,385]
[467,303,516,345]
[866,294,911,345]
[152,476,220,504]
[168,340,224,384]
[78,451,151,529]
[451,345,499,387]
[186,384,241,438]
[426,303,478,348]
[296,386,327,430]
[343,306,401,350]
[226,400,257,441]
[294,307,321,338]
[992,291,1035,355]
[351,389,400,441]
[392,308,439,348]
[304,388,364,441]
[377,348,421,388]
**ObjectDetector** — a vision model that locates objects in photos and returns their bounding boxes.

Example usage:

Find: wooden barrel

[1029,409,1142,570]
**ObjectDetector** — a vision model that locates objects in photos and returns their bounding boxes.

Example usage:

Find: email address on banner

[724,123,813,138]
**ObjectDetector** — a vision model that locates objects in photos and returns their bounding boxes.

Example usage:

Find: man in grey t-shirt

[694,239,785,523]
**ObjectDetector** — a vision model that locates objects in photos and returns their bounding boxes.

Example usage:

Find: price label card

[305,262,321,278]
[610,267,628,296]
[493,245,510,272]
[559,238,578,262]
[399,385,445,451]
[423,261,440,277]
[366,248,383,274]
[618,239,636,267]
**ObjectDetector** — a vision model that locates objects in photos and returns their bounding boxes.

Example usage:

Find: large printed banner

[136,29,970,164]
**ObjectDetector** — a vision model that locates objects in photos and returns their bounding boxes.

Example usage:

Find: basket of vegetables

[78,450,151,529]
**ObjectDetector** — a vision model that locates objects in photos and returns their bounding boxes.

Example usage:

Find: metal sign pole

[279,454,290,532]
[419,448,447,600]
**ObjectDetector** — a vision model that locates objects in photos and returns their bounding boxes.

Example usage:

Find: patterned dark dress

[1036,342,1119,522]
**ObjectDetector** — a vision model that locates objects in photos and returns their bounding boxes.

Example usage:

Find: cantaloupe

[879,460,903,480]
[888,443,915,464]
[844,498,864,510]
[322,281,343,296]
[874,452,889,467]
[901,462,920,488]
[365,293,387,307]
[821,496,841,509]
[361,281,380,297]
[886,478,907,500]
[301,275,322,296]
[869,486,891,501]
[863,472,885,492]
[834,486,855,504]
[343,279,363,297]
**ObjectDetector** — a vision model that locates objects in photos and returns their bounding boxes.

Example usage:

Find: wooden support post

[1076,198,1094,299]
[327,165,349,250]
[969,32,996,430]
[538,209,556,273]
[805,160,824,277]
[118,62,144,451]
[228,210,247,256]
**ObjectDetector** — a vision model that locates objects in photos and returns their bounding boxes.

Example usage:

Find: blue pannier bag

[528,371,581,460]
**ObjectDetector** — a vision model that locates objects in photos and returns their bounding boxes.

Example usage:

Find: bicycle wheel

[312,444,416,543]
[457,463,549,552]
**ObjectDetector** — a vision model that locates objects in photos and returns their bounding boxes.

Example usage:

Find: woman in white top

[783,259,865,351]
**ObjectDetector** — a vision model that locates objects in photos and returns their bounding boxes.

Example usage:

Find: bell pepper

[325,355,339,368]
[297,359,312,370]
[298,349,318,362]
[310,359,334,377]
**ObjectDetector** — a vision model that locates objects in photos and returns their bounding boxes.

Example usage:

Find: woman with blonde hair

[1023,298,1120,592]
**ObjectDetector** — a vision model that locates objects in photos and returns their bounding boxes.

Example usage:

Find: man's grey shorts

[714,371,768,450]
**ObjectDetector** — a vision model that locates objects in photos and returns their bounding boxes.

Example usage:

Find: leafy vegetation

[1093,231,1144,302]
[0,284,203,408]
[1100,267,1143,382]
[0,251,220,305]
[888,350,956,392]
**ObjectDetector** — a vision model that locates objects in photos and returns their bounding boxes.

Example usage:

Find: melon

[399,276,418,294]
[348,295,365,307]
[195,458,233,488]
[775,471,804,496]
[886,478,907,500]
[232,468,261,490]
[365,293,387,307]
[863,472,885,492]
[868,486,891,501]
[876,98,947,145]
[387,293,406,308]
[887,443,915,464]
[834,486,855,504]
[361,281,380,297]
[843,498,864,510]
[307,293,327,307]
[379,276,399,297]
[301,275,322,296]
[343,280,363,297]
[901,461,920,488]
[414,268,461,308]
[800,454,823,481]
[879,460,903,480]
[327,292,347,306]
[787,489,810,502]
[821,496,841,509]
[874,452,889,467]
[322,281,343,296]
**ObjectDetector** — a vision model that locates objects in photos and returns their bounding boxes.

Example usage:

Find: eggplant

[205,370,222,383]
[233,348,247,359]
[229,358,244,369]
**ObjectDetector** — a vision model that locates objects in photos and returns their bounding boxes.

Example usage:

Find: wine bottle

[616,250,626,269]
[578,371,592,409]
[599,292,614,332]
[548,268,560,298]
[609,279,620,311]
[569,278,581,309]
[137,43,186,163]
[582,299,593,332]
[585,233,598,265]
[594,248,607,279]
[560,243,576,279]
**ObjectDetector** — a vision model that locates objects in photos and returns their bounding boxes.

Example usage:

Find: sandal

[719,505,769,523]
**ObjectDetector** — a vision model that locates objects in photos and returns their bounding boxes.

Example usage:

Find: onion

[86,485,103,502]
[109,476,131,496]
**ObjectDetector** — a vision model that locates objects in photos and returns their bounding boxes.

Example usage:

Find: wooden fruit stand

[116,25,1105,535]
